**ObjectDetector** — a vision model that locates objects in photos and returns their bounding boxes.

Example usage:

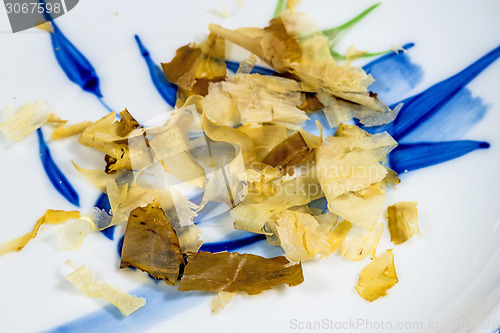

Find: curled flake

[316,124,397,229]
[65,260,146,316]
[210,292,237,314]
[340,222,383,261]
[0,210,81,255]
[355,249,398,302]
[238,124,288,162]
[245,162,281,201]
[148,122,206,188]
[262,131,315,174]
[72,162,130,193]
[232,173,322,233]
[50,121,93,140]
[318,92,401,128]
[51,217,96,251]
[179,252,304,295]
[120,203,183,285]
[198,142,248,209]
[157,188,203,253]
[269,210,331,262]
[192,96,256,164]
[109,185,157,228]
[329,182,386,231]
[0,101,52,141]
[78,112,131,173]
[387,201,420,245]
[328,220,352,252]
[161,33,226,105]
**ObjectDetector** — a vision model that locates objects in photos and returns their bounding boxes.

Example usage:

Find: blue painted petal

[362,43,423,104]
[134,35,178,108]
[308,197,329,214]
[99,225,115,240]
[37,128,79,206]
[362,43,415,72]
[193,201,228,224]
[199,234,267,253]
[46,284,200,333]
[47,20,103,98]
[371,45,500,141]
[225,60,276,76]
[94,193,115,240]
[400,88,488,143]
[389,140,490,174]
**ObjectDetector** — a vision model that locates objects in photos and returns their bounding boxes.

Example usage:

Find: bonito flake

[316,124,397,230]
[65,260,146,316]
[0,210,81,255]
[268,209,331,262]
[120,203,183,285]
[179,252,304,295]
[50,120,93,140]
[355,249,398,302]
[212,74,309,130]
[238,125,288,162]
[161,33,226,106]
[231,173,322,234]
[0,101,52,141]
[387,201,420,245]
[340,222,384,261]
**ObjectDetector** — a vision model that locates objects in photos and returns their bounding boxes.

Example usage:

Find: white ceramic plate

[1,1,500,332]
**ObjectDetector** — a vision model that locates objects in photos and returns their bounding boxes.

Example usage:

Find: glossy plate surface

[1,1,500,332]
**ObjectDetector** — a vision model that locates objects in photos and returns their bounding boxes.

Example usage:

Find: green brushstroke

[331,48,393,61]
[273,1,385,62]
[322,3,381,47]
[273,0,286,18]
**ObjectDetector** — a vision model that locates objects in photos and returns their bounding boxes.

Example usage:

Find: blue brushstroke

[37,128,79,207]
[308,197,329,214]
[303,108,336,138]
[45,284,203,333]
[362,43,423,104]
[134,35,178,107]
[199,234,267,253]
[190,192,204,206]
[193,201,228,224]
[94,193,115,240]
[368,45,500,141]
[399,88,488,143]
[225,60,276,75]
[389,140,490,174]
[39,0,114,110]
[97,97,113,113]
[117,234,125,258]
[46,20,103,98]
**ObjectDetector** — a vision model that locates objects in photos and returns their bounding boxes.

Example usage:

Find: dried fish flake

[355,249,398,302]
[65,260,146,316]
[387,201,420,245]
